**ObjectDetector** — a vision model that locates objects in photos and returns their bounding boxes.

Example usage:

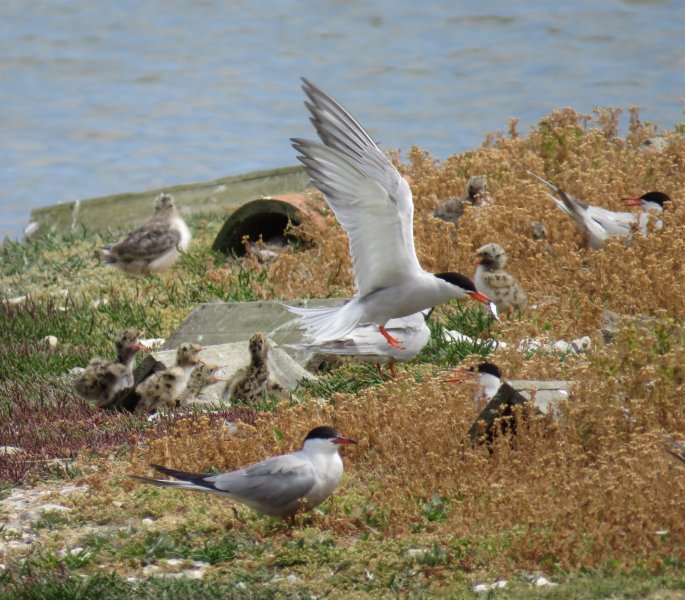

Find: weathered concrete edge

[27,165,308,238]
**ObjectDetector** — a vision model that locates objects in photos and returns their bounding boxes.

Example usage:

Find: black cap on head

[304,426,339,441]
[477,362,502,378]
[640,191,671,206]
[435,272,476,292]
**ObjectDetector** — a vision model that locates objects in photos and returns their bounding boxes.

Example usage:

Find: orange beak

[623,197,644,208]
[466,290,491,306]
[333,436,357,445]
[441,368,476,383]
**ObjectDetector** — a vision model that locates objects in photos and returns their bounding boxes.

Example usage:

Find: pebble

[139,338,165,349]
[68,366,86,376]
[0,446,25,456]
[530,576,557,587]
[473,580,507,592]
[42,335,59,349]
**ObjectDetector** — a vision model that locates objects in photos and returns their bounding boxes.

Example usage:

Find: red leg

[388,362,397,378]
[379,326,404,350]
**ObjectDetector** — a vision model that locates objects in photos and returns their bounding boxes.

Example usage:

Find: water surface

[2,0,684,238]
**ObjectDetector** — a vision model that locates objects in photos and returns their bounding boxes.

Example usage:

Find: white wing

[292,138,424,296]
[299,79,422,276]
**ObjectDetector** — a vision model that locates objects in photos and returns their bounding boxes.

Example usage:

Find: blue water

[2,0,684,238]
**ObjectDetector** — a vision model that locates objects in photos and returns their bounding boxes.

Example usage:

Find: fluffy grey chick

[474,243,527,313]
[136,343,203,412]
[101,193,191,275]
[432,176,487,225]
[74,328,144,408]
[223,332,270,404]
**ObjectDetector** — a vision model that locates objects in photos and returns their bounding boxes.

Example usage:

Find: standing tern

[287,79,498,349]
[101,193,191,275]
[288,310,431,378]
[527,171,670,249]
[474,243,527,314]
[131,426,356,519]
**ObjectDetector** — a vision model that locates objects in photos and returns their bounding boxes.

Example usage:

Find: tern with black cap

[131,426,356,519]
[527,171,671,249]
[287,79,499,350]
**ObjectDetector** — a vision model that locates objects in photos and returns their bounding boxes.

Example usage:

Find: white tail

[285,302,363,342]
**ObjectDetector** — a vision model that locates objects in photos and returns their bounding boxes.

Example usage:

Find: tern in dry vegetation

[287,79,498,350]
[432,175,488,225]
[131,426,356,519]
[101,193,191,275]
[527,171,670,249]
[474,243,527,314]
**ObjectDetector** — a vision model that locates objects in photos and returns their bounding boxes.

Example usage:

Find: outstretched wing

[293,139,422,296]
[300,79,422,276]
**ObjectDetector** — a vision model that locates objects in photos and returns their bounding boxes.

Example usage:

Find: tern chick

[101,193,191,275]
[223,332,271,404]
[432,176,488,225]
[287,79,498,350]
[474,243,527,314]
[136,343,203,412]
[74,328,144,408]
[131,426,357,519]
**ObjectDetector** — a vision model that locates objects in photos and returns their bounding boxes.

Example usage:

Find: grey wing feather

[106,219,181,262]
[209,455,316,508]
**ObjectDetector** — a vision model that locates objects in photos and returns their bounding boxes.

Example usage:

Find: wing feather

[292,139,422,295]
[106,219,181,263]
[300,79,421,274]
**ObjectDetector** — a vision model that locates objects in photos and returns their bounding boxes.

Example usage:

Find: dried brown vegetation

[128,108,685,574]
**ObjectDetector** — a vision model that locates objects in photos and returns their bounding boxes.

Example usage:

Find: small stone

[68,366,86,376]
[42,335,59,349]
[6,296,26,305]
[286,574,299,584]
[474,580,507,592]
[141,518,155,526]
[406,548,427,557]
[531,576,557,587]
[164,558,184,567]
[236,582,248,590]
[0,446,24,456]
[139,338,165,350]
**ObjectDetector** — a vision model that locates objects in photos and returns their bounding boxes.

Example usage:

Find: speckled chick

[223,332,270,404]
[101,193,191,275]
[177,364,226,404]
[137,343,203,412]
[474,243,527,313]
[74,328,144,408]
[432,176,487,225]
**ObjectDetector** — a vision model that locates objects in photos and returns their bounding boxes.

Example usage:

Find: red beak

[623,197,644,208]
[333,436,357,445]
[441,368,476,383]
[466,290,492,306]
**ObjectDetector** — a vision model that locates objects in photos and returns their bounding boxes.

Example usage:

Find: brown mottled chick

[74,328,144,408]
[136,343,203,413]
[223,332,270,404]
[177,364,226,405]
[101,193,191,276]
[432,175,487,225]
[474,243,527,313]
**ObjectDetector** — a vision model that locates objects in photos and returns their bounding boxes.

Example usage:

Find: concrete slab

[27,165,307,238]
[163,299,347,366]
